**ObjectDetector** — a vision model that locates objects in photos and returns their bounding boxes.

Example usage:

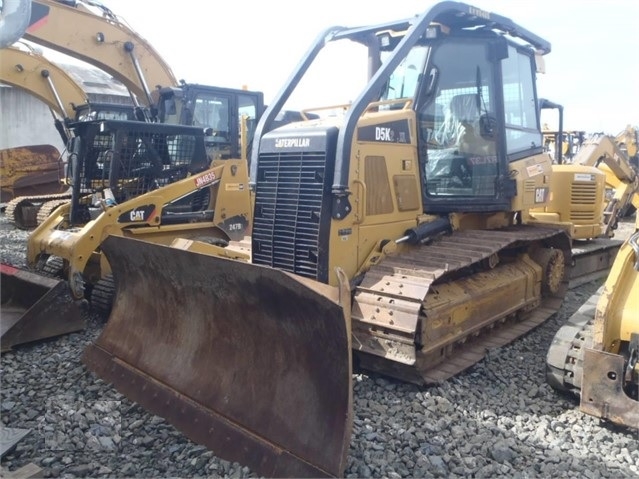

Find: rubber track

[353,225,571,385]
[36,199,70,226]
[36,256,66,279]
[90,274,115,317]
[546,287,600,395]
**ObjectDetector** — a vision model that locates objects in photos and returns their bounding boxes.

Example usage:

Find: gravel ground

[1,212,637,478]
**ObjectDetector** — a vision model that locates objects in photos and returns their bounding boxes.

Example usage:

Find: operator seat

[449,93,480,148]
[449,93,496,157]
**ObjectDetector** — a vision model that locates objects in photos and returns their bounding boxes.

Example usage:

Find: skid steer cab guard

[82,235,353,478]
[1,264,85,352]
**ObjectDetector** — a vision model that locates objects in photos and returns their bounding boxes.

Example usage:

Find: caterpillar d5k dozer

[547,216,639,428]
[1,263,84,352]
[82,2,619,476]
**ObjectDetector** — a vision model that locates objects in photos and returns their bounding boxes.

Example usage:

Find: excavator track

[353,226,572,385]
[4,193,71,230]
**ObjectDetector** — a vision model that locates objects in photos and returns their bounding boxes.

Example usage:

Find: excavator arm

[615,125,638,164]
[24,0,178,109]
[0,44,88,119]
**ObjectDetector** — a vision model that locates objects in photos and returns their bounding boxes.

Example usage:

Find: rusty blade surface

[83,235,352,478]
[1,264,85,352]
[0,144,64,200]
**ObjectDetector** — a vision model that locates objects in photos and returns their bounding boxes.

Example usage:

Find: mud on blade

[83,236,352,478]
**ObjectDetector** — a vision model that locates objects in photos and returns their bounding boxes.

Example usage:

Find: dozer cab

[82,2,619,477]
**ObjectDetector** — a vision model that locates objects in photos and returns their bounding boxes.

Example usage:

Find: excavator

[79,3,629,477]
[571,134,639,227]
[0,43,136,228]
[23,0,174,118]
[615,124,638,171]
[4,0,267,227]
[547,214,638,429]
[531,100,638,286]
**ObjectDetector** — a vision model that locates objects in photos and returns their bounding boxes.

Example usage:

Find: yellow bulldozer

[78,3,632,477]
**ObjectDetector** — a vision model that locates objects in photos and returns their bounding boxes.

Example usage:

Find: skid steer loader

[0,117,252,351]
[81,3,625,477]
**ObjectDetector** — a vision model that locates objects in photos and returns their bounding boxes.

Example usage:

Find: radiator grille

[571,183,597,205]
[570,210,596,221]
[252,152,327,280]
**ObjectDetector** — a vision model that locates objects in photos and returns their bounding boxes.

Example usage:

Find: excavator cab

[157,84,265,162]
[84,3,579,477]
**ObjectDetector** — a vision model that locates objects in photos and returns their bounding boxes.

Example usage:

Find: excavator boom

[25,0,177,107]
[0,44,87,118]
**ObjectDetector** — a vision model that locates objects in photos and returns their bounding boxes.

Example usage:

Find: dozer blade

[0,144,65,202]
[1,264,85,353]
[82,236,352,478]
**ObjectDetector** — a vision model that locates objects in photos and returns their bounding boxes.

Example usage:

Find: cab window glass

[418,41,497,198]
[501,45,542,154]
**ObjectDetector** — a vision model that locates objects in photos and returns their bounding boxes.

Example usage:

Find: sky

[40,0,639,134]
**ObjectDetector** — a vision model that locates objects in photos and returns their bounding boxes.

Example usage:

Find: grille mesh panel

[253,152,327,279]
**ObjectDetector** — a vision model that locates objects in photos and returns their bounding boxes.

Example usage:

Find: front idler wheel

[531,247,565,296]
